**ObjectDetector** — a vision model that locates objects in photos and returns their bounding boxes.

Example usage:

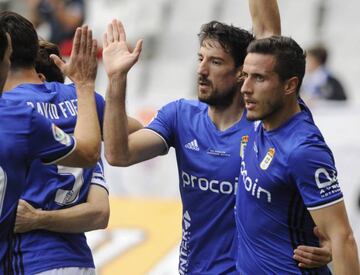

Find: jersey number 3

[55,166,84,206]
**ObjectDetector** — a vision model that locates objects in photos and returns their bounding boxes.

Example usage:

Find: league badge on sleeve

[52,124,72,146]
[260,148,275,170]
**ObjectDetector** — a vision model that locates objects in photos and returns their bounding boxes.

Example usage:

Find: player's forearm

[249,0,281,38]
[73,82,101,166]
[104,74,133,166]
[331,233,360,275]
[35,202,109,233]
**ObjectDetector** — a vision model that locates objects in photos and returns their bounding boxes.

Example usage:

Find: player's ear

[236,65,243,83]
[38,73,46,82]
[283,76,299,96]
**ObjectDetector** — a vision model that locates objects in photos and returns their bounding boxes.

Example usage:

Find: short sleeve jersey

[147,99,252,274]
[0,99,75,274]
[235,107,341,275]
[2,82,107,274]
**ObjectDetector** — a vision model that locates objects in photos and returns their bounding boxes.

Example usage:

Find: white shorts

[36,267,96,275]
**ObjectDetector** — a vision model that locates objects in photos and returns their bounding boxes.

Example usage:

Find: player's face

[241,53,286,124]
[197,39,241,108]
[0,33,12,92]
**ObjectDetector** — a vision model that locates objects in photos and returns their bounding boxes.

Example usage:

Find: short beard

[247,98,284,122]
[199,85,239,109]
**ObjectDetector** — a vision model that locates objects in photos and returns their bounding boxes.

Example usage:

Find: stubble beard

[198,84,239,109]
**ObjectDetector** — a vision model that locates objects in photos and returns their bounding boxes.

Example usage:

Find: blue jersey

[147,99,252,274]
[235,107,341,274]
[2,82,107,274]
[0,99,75,274]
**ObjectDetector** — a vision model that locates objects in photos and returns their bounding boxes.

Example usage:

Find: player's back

[0,99,76,274]
[2,82,105,274]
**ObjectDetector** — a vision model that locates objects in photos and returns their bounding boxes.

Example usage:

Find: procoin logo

[260,148,275,170]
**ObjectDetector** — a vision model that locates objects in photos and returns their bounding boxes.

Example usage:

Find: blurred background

[2,0,360,274]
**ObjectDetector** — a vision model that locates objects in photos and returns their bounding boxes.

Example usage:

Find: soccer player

[0,11,110,275]
[102,2,332,274]
[35,39,65,83]
[0,24,101,274]
[237,35,360,274]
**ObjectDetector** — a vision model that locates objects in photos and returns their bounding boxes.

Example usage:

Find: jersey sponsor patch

[260,148,275,170]
[52,124,72,146]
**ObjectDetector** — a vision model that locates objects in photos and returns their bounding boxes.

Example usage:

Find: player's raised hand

[102,19,143,78]
[51,25,98,88]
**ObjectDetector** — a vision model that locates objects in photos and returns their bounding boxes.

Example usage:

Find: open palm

[102,20,143,77]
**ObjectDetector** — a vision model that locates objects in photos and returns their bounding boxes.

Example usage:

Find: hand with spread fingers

[51,25,98,88]
[102,19,143,78]
[293,227,332,268]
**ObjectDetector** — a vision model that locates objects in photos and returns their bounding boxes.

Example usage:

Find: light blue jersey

[0,99,75,274]
[147,99,252,274]
[235,105,340,274]
[2,82,107,275]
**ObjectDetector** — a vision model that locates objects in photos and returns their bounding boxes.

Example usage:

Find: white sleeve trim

[141,128,169,154]
[42,138,77,165]
[307,197,344,211]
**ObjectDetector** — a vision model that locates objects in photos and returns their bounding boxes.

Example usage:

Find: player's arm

[289,145,359,273]
[310,202,360,275]
[128,116,143,134]
[102,20,167,167]
[249,0,281,38]
[14,185,109,233]
[51,26,101,167]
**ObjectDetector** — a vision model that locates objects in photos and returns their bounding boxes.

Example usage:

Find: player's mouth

[198,78,211,90]
[244,98,257,110]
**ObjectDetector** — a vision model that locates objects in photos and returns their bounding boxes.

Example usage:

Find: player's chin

[245,111,260,121]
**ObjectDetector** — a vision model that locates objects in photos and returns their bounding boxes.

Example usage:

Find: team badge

[260,147,275,170]
[240,135,249,158]
[52,124,72,146]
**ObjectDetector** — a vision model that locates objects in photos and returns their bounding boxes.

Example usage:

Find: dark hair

[307,45,328,65]
[0,26,8,61]
[247,36,306,94]
[198,21,254,68]
[36,40,65,83]
[0,11,38,69]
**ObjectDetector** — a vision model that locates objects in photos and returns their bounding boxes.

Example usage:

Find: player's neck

[3,68,43,92]
[208,96,245,131]
[263,97,301,131]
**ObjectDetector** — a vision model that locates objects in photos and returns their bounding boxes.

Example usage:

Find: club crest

[260,148,275,170]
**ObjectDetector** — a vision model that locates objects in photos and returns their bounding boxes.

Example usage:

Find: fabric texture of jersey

[2,82,106,275]
[235,105,341,274]
[0,99,75,274]
[147,99,252,274]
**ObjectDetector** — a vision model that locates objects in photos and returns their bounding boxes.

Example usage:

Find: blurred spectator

[36,39,65,83]
[27,0,85,56]
[301,45,347,101]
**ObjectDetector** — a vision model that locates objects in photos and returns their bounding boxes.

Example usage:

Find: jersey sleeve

[288,143,343,210]
[28,109,76,164]
[90,158,109,194]
[95,92,105,131]
[145,100,178,149]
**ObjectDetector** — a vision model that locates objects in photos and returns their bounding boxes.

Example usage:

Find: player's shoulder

[0,98,36,130]
[165,98,207,113]
[281,112,331,159]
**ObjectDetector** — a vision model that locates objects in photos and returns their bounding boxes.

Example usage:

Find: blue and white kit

[147,99,252,274]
